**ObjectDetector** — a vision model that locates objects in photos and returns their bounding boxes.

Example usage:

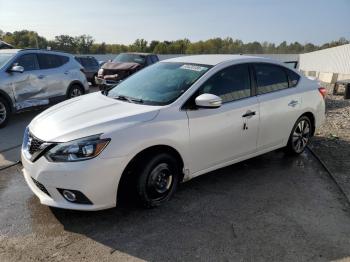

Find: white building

[299,44,350,83]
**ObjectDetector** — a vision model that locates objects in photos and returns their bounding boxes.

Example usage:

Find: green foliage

[2,30,47,49]
[0,29,349,54]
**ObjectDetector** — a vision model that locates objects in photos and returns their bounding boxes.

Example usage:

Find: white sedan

[21,55,326,210]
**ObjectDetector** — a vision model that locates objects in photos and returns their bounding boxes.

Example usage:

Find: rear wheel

[0,97,10,128]
[136,153,180,208]
[67,84,84,98]
[286,116,312,155]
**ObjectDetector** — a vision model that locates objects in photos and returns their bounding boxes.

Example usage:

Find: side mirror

[195,93,222,108]
[9,65,24,73]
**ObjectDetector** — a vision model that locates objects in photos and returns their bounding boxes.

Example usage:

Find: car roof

[0,49,21,54]
[75,55,96,59]
[0,48,74,57]
[162,54,279,66]
[121,52,156,56]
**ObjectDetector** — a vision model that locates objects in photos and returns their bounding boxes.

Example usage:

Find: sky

[0,0,349,45]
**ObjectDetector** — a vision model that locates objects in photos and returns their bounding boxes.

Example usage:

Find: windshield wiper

[114,95,143,104]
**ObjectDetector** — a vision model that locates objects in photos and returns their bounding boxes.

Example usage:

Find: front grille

[28,133,45,155]
[31,177,51,197]
[103,70,129,80]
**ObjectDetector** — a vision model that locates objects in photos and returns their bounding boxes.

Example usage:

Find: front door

[186,64,259,175]
[10,53,48,110]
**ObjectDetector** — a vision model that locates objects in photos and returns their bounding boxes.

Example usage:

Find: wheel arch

[299,111,316,136]
[0,90,14,113]
[66,81,85,97]
[117,144,185,202]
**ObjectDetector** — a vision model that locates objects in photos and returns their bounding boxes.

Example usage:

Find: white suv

[21,55,326,211]
[0,49,89,127]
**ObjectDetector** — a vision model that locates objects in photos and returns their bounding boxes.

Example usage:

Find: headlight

[45,135,110,162]
[98,68,104,76]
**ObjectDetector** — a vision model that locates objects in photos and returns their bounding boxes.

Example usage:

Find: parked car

[95,52,159,90]
[98,60,106,67]
[0,49,89,128]
[75,55,100,85]
[22,55,326,211]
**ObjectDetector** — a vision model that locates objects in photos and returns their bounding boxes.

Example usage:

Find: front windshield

[0,53,15,69]
[113,53,146,64]
[107,62,211,105]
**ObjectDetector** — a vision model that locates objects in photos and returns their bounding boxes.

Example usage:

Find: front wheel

[136,153,180,208]
[286,116,312,155]
[0,97,10,128]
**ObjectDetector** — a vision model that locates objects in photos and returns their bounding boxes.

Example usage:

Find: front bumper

[21,150,127,211]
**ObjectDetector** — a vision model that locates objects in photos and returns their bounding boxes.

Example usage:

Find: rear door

[186,64,259,174]
[37,53,69,98]
[253,63,301,150]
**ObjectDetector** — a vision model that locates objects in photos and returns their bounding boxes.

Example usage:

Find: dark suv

[75,56,100,85]
[95,53,159,90]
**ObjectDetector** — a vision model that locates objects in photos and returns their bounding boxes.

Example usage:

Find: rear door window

[254,63,289,94]
[79,58,89,67]
[86,58,98,67]
[37,54,68,69]
[15,54,39,71]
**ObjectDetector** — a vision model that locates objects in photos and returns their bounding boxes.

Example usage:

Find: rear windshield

[0,53,15,69]
[113,53,146,65]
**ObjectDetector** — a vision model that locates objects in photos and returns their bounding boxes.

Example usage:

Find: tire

[67,84,84,99]
[285,116,312,155]
[91,74,97,86]
[136,153,180,208]
[0,97,10,128]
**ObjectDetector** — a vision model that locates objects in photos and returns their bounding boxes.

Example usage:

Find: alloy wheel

[292,119,310,153]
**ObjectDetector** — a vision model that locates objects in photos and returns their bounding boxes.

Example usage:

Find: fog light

[62,190,76,202]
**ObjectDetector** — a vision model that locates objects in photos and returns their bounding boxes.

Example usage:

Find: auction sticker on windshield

[180,64,208,72]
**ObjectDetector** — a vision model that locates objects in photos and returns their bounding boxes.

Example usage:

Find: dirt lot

[309,84,350,200]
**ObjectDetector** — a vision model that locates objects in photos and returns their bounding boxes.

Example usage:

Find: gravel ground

[309,83,350,200]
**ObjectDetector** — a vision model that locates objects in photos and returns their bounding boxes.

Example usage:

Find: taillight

[318,87,327,99]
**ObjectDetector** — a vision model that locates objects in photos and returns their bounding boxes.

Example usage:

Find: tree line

[0,29,349,54]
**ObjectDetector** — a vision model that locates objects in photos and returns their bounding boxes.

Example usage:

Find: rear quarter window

[151,55,159,63]
[286,69,300,87]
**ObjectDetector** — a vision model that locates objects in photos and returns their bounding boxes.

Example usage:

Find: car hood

[29,92,161,142]
[102,61,141,71]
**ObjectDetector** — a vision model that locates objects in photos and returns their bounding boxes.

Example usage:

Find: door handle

[288,100,298,107]
[38,75,45,79]
[64,71,69,75]
[242,110,256,118]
